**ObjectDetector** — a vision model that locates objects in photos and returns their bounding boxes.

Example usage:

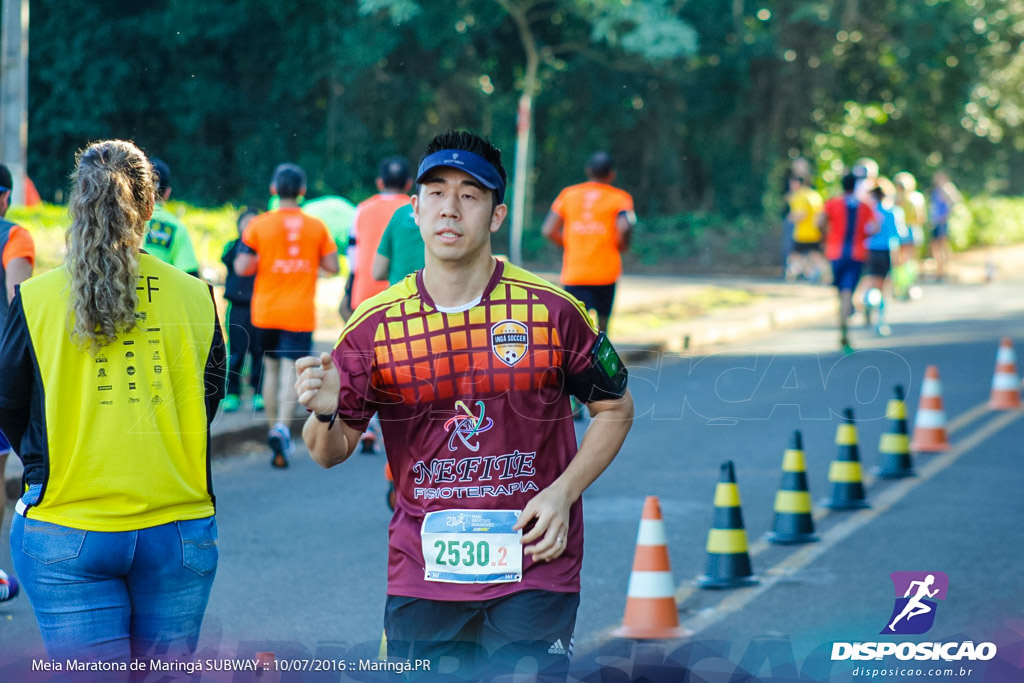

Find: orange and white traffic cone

[910,365,950,453]
[988,338,1022,411]
[611,496,689,640]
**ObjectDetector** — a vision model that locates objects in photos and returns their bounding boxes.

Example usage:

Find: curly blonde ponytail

[65,140,155,351]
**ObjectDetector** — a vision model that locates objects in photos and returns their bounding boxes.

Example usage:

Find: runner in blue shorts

[821,173,876,354]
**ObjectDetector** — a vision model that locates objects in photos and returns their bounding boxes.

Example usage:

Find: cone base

[610,624,692,640]
[988,400,1022,411]
[765,531,819,545]
[872,466,916,479]
[697,574,759,589]
[769,513,816,540]
[820,497,871,510]
[911,440,949,453]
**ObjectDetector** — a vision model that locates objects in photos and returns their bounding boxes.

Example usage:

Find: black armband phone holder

[566,332,628,403]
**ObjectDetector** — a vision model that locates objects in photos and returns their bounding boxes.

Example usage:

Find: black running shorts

[564,284,616,319]
[384,590,579,681]
[868,249,892,279]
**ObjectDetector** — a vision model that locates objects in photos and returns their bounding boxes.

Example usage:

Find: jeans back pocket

[21,518,87,564]
[178,517,219,577]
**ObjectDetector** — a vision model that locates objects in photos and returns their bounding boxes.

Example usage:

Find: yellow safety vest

[19,254,219,531]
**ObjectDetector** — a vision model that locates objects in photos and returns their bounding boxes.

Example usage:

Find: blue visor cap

[416,150,505,205]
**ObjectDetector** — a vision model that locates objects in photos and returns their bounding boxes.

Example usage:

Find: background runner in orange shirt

[348,157,412,310]
[542,151,636,333]
[235,163,338,467]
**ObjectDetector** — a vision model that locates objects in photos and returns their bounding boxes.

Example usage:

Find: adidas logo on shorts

[547,639,567,656]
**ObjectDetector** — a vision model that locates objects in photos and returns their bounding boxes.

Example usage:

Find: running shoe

[268,425,292,468]
[876,324,892,337]
[222,394,240,413]
[360,431,377,455]
[252,394,264,412]
[840,335,854,356]
[0,568,19,603]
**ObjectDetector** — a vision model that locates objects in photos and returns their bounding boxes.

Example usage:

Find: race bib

[421,509,523,584]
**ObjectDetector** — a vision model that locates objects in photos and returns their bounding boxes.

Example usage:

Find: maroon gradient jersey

[332,260,599,600]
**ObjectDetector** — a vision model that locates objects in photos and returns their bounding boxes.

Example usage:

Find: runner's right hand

[295,353,340,417]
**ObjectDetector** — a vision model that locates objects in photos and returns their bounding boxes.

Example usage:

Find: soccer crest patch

[491,320,528,367]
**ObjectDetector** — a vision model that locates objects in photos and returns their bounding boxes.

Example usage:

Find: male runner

[786,175,826,282]
[928,171,961,281]
[296,131,634,680]
[862,178,904,336]
[235,163,338,467]
[542,151,635,333]
[346,158,413,453]
[373,203,425,285]
[348,157,413,309]
[821,172,876,354]
[146,159,200,277]
[220,208,263,413]
[0,163,34,603]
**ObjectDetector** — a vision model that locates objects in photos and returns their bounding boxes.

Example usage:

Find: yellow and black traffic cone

[873,385,916,479]
[697,461,758,589]
[766,430,818,545]
[822,408,870,509]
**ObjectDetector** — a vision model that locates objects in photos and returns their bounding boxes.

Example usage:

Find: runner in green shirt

[145,159,200,276]
[372,203,424,285]
[302,196,356,258]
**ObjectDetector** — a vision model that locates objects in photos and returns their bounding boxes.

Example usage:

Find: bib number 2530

[421,509,523,584]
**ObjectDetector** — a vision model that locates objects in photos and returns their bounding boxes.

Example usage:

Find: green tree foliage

[19,0,1024,248]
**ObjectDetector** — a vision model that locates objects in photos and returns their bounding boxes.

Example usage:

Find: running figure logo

[444,400,494,452]
[882,571,949,635]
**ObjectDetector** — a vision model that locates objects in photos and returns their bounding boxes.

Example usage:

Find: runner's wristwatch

[315,411,338,430]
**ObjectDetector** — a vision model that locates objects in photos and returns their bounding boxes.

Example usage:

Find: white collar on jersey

[434,295,483,314]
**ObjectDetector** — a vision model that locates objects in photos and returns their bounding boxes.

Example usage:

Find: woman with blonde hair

[0,140,225,664]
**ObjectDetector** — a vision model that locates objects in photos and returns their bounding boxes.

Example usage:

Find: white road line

[675,409,1021,636]
[675,398,994,606]
[586,401,1008,649]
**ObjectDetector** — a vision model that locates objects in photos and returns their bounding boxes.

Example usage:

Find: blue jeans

[10,512,218,664]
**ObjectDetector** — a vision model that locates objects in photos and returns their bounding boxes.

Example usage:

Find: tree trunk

[1,0,29,206]
[733,0,744,33]
[503,0,540,265]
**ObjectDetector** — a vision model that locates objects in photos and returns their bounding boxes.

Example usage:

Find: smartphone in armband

[567,332,628,402]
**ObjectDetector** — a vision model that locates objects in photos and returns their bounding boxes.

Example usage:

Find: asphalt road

[2,279,1023,682]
